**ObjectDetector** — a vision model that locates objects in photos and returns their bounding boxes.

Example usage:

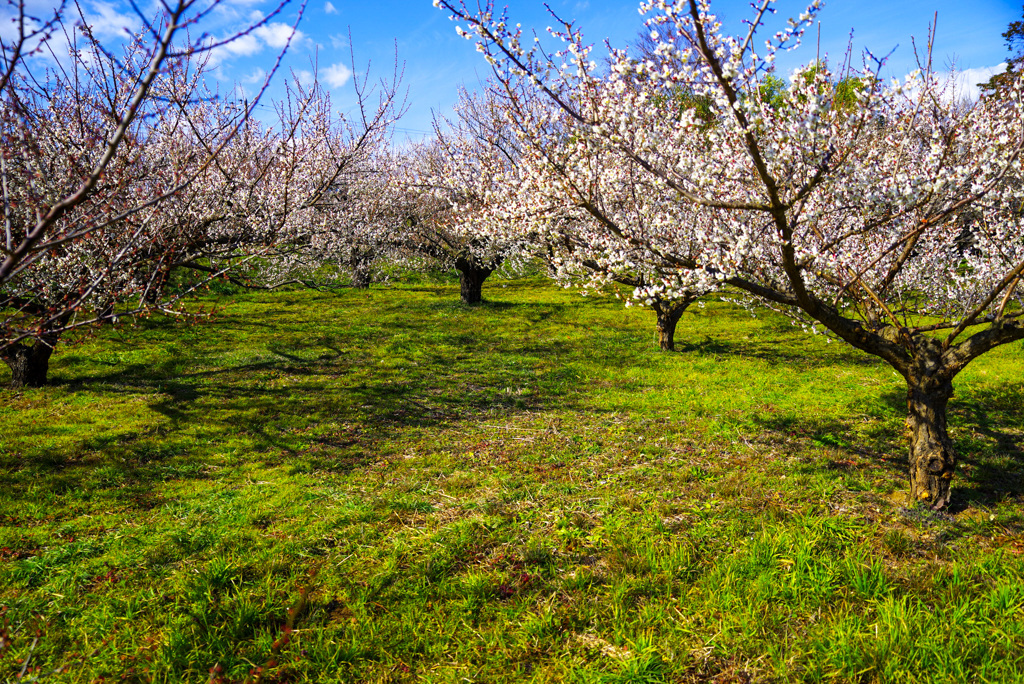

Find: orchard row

[3,0,1024,508]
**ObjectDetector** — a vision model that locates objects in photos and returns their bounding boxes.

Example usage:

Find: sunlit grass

[1,277,1023,682]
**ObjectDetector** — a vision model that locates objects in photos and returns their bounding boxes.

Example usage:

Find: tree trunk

[348,249,373,289]
[457,264,493,304]
[350,267,372,289]
[98,301,115,325]
[905,343,956,510]
[2,340,57,388]
[652,299,690,351]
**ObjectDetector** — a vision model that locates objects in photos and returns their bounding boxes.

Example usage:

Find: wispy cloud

[947,63,1006,102]
[329,33,349,50]
[83,1,142,41]
[324,62,352,88]
[324,2,338,15]
[242,67,267,84]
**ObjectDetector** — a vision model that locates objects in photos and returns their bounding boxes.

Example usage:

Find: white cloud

[329,33,349,50]
[254,22,303,49]
[205,32,260,67]
[916,63,1008,104]
[84,1,142,41]
[325,2,338,15]
[324,62,353,88]
[3,0,141,58]
[223,33,262,57]
[204,23,306,67]
[295,69,315,87]
[206,0,265,24]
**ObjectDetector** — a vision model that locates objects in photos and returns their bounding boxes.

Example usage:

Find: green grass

[1,278,1023,683]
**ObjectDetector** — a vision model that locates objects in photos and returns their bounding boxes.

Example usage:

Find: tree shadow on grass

[3,326,590,507]
[106,352,572,431]
[748,379,1024,522]
[751,408,908,479]
[675,334,885,369]
[946,382,1024,511]
[669,327,1022,511]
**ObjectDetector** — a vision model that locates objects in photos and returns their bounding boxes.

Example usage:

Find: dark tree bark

[902,336,957,509]
[906,374,956,509]
[455,258,494,304]
[576,258,700,351]
[350,267,372,289]
[2,338,58,387]
[651,299,691,351]
[347,247,374,289]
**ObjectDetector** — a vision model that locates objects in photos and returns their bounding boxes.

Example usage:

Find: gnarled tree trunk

[2,338,58,388]
[652,299,690,351]
[350,267,372,289]
[455,259,494,304]
[905,340,956,509]
[348,248,373,289]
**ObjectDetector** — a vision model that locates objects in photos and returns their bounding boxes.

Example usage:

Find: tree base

[349,270,372,289]
[653,298,693,351]
[458,265,494,304]
[2,341,55,387]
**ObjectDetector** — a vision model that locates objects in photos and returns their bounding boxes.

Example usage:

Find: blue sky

[31,0,1023,139]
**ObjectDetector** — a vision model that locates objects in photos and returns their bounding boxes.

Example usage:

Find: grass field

[2,277,1023,683]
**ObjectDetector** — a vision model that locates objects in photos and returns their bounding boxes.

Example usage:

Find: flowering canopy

[395,87,532,298]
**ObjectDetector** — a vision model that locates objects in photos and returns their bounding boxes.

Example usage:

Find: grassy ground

[1,277,1023,683]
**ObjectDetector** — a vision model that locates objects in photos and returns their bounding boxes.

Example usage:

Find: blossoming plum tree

[440,0,1024,508]
[491,86,718,349]
[207,60,406,294]
[0,0,299,286]
[272,55,407,291]
[397,88,530,304]
[0,0,301,386]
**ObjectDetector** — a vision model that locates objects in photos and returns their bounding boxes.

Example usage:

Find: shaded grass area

[1,279,1023,682]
